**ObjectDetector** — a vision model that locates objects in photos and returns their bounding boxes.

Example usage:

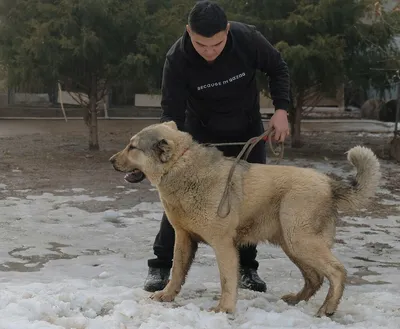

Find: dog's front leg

[209,238,239,314]
[150,229,196,302]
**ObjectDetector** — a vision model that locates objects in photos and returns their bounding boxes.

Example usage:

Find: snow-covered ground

[0,160,399,329]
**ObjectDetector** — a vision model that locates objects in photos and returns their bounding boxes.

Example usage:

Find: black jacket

[160,21,290,138]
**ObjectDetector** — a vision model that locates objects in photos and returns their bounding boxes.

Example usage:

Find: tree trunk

[291,96,303,148]
[88,75,99,151]
[390,136,400,162]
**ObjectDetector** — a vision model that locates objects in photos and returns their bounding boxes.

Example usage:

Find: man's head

[186,1,230,63]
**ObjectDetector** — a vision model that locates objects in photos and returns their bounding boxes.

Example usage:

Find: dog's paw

[316,304,335,318]
[208,303,235,314]
[281,293,301,306]
[149,290,176,302]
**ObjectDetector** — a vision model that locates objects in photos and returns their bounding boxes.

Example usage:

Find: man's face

[186,23,230,63]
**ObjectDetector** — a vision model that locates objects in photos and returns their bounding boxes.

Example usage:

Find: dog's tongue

[124,169,146,183]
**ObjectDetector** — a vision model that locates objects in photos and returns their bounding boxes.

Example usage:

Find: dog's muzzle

[109,154,146,184]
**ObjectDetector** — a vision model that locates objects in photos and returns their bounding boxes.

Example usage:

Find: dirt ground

[0,119,398,215]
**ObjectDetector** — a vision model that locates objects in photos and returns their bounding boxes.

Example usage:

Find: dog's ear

[163,121,178,130]
[154,139,174,163]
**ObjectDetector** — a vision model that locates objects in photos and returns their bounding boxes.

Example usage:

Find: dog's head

[109,121,192,185]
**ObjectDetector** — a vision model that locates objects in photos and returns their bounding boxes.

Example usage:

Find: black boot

[239,267,267,292]
[143,266,171,292]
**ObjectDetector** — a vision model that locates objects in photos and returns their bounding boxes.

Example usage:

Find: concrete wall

[14,92,50,105]
[57,90,105,107]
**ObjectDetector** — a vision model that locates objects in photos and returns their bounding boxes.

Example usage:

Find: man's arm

[160,57,188,131]
[252,29,290,112]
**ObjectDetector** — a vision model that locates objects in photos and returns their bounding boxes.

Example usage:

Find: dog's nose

[109,155,116,164]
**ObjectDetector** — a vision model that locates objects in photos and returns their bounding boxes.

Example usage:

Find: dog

[109,121,381,317]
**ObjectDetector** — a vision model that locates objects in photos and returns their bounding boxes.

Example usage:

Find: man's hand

[268,109,290,142]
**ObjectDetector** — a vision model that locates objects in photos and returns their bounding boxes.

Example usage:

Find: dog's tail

[331,145,381,212]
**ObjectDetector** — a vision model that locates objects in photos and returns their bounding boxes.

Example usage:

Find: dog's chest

[160,199,190,227]
[160,198,209,236]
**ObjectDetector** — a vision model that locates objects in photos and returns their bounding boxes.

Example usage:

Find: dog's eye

[128,145,136,151]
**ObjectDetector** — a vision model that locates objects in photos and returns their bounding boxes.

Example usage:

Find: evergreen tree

[0,0,156,150]
[221,0,399,147]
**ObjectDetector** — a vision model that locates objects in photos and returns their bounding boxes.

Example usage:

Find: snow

[0,160,400,328]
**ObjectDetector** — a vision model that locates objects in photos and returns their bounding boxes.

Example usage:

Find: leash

[215,127,285,218]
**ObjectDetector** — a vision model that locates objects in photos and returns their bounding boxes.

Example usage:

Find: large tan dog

[109,121,381,317]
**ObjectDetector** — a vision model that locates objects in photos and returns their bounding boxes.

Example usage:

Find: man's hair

[188,1,228,37]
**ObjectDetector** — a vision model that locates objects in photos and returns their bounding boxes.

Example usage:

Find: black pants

[148,119,267,270]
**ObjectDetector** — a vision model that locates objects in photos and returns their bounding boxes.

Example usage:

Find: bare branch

[303,90,321,103]
[97,78,109,101]
[77,92,89,108]
[58,77,89,94]
[67,91,89,109]
[302,94,325,115]
[97,86,107,102]
[66,92,82,107]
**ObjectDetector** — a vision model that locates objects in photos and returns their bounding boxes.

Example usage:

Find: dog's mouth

[124,169,146,184]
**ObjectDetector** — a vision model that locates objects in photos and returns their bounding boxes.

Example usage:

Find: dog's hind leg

[280,243,324,306]
[284,235,346,317]
[312,249,346,318]
[209,237,239,314]
[150,229,197,302]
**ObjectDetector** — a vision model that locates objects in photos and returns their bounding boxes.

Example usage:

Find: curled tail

[331,145,381,211]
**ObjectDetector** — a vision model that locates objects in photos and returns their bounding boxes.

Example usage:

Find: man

[144,1,290,293]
